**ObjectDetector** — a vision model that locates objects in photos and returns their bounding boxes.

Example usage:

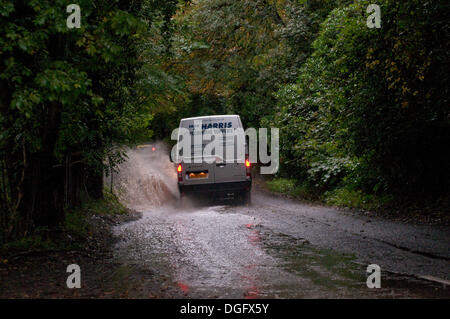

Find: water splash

[110,142,179,211]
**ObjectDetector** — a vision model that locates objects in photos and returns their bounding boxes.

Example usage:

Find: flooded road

[111,146,450,298]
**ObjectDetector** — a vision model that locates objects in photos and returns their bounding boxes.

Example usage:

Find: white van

[173,115,251,204]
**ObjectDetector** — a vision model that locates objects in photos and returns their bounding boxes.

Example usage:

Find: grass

[2,228,56,253]
[265,177,391,211]
[78,190,128,217]
[266,178,318,201]
[0,190,128,257]
[324,187,392,211]
[64,190,127,236]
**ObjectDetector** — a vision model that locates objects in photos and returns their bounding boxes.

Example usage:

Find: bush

[274,0,450,205]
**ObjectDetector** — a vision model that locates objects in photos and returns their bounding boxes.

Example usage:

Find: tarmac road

[112,186,450,298]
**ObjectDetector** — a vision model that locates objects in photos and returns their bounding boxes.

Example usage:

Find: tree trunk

[86,165,104,200]
[21,102,64,229]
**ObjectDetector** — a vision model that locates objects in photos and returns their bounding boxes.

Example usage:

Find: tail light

[177,164,183,182]
[245,155,251,177]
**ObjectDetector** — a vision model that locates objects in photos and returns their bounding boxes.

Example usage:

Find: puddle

[257,226,450,298]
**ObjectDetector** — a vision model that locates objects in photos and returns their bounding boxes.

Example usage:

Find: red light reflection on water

[240,225,262,299]
[241,266,260,299]
[177,282,190,293]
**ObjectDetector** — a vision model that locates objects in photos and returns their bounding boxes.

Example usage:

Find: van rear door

[178,115,247,186]
[179,118,216,186]
[212,116,247,183]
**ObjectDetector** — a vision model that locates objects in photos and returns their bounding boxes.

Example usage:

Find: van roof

[180,115,240,121]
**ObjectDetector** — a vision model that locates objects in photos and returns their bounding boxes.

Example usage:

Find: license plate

[188,172,208,179]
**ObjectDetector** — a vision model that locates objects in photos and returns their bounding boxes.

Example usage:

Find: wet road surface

[113,188,450,298]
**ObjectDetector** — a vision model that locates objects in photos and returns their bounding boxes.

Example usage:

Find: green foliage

[82,190,129,216]
[64,208,90,239]
[1,190,128,255]
[167,0,333,129]
[266,178,317,201]
[324,187,393,211]
[275,0,450,204]
[0,0,181,235]
[65,190,128,238]
[1,227,57,253]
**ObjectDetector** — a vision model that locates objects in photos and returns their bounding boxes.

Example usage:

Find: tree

[275,0,450,200]
[0,0,180,237]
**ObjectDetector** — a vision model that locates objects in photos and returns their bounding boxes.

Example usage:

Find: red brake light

[245,156,251,178]
[152,147,156,151]
[177,164,183,182]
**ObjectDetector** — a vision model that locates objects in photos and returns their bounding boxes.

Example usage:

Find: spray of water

[110,142,179,211]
